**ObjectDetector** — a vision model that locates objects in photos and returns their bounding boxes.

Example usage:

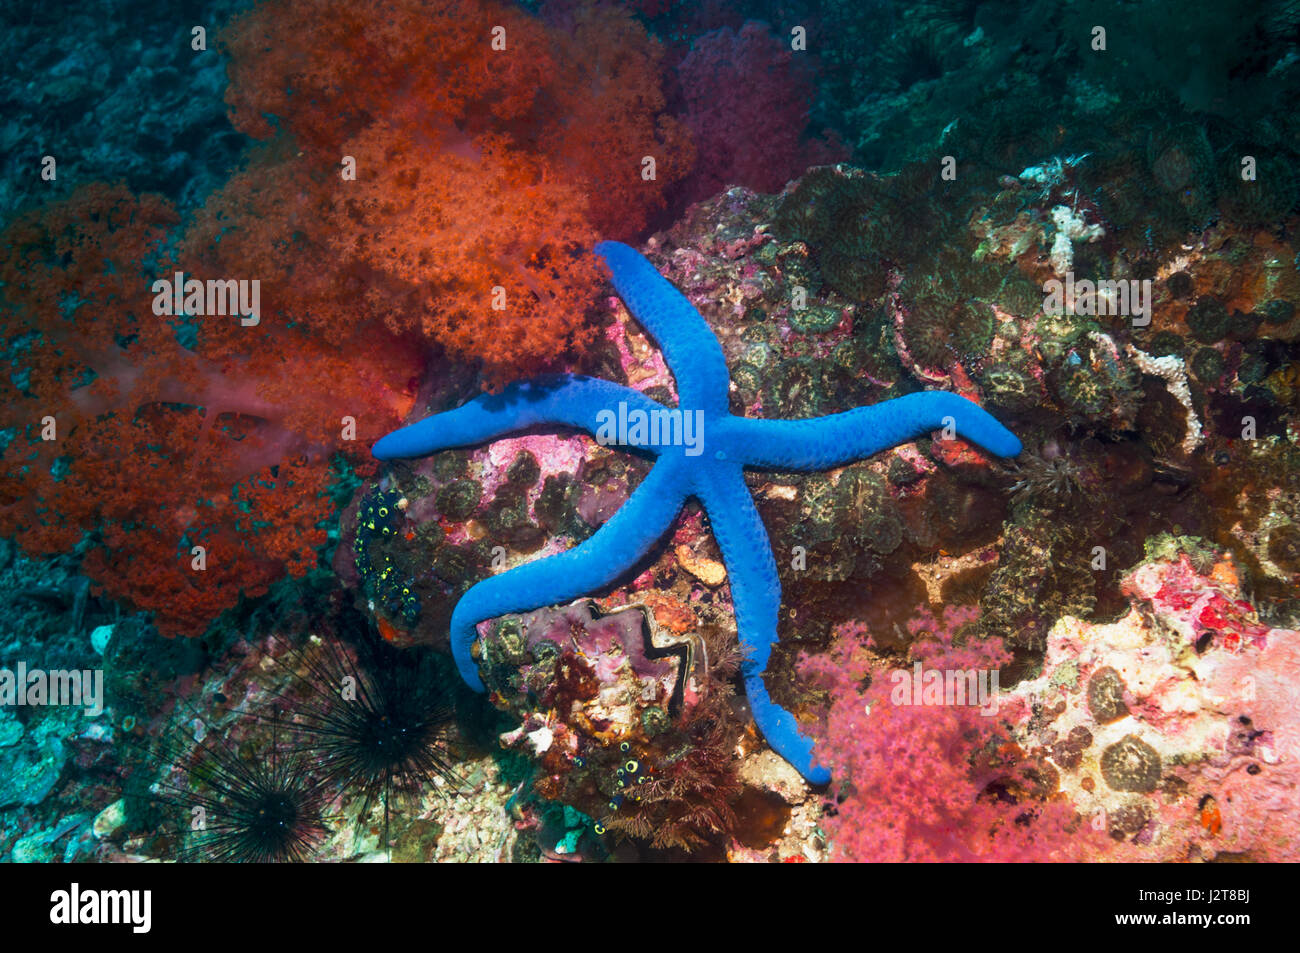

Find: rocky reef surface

[321,168,1299,860]
[3,156,1298,861]
[0,1,245,228]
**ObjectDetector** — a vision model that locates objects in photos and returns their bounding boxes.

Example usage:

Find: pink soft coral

[801,606,1100,862]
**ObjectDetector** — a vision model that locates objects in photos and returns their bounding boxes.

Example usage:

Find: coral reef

[0,0,244,224]
[483,601,747,852]
[372,241,1021,783]
[205,0,692,386]
[801,606,1098,861]
[4,0,1300,866]
[335,157,1296,854]
[0,184,418,635]
[675,20,846,205]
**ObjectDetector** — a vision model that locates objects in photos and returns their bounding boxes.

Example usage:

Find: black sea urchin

[278,617,460,844]
[152,719,331,863]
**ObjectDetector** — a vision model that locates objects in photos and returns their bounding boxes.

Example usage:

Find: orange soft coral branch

[1,183,420,636]
[210,0,691,384]
[537,1,696,238]
[320,123,602,384]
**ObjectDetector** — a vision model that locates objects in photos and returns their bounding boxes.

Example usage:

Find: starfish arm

[372,374,668,460]
[694,465,831,784]
[449,458,689,691]
[726,391,1022,470]
[595,241,731,416]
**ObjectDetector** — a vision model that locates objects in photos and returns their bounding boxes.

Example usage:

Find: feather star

[373,240,1022,783]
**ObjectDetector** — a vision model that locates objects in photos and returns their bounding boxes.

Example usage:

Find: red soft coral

[324,125,604,383]
[222,0,555,149]
[1,0,691,633]
[676,20,847,205]
[0,184,418,635]
[210,0,690,385]
[537,0,695,238]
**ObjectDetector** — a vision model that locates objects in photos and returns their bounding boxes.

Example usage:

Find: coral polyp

[1008,446,1094,506]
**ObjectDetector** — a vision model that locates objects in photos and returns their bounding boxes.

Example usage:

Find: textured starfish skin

[374,241,1022,783]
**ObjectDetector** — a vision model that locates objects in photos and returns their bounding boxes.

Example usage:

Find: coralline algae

[1008,542,1300,860]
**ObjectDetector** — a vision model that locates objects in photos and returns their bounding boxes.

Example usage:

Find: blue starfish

[373,241,1022,784]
